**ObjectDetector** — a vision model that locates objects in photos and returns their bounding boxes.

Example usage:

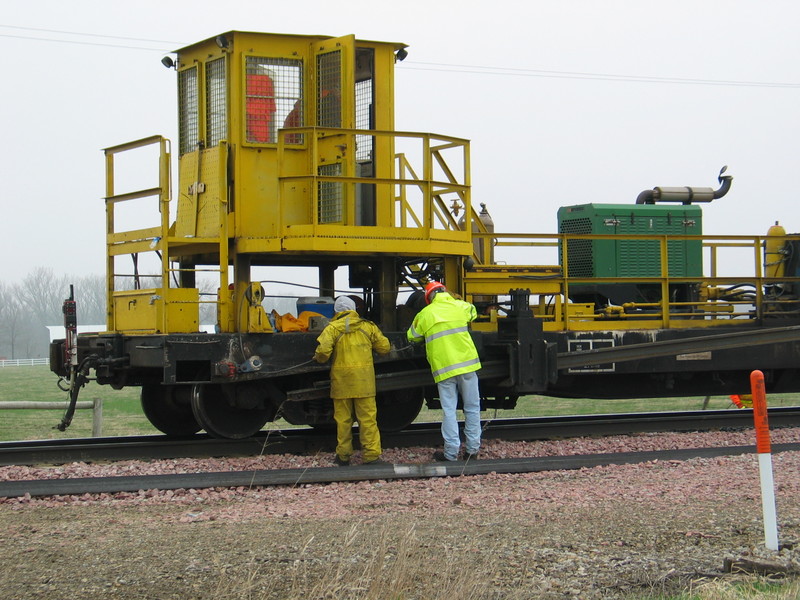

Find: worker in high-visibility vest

[314,296,391,465]
[407,282,482,461]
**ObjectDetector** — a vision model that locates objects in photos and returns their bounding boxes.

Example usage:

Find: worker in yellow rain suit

[313,296,391,465]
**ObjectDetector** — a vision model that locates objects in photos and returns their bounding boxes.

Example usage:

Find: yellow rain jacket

[407,292,480,383]
[313,310,391,399]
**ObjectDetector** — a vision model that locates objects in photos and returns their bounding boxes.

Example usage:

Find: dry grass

[208,522,800,600]
[210,522,536,600]
[631,576,800,599]
[681,578,800,599]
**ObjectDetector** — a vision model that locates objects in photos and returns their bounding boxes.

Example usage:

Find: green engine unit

[557,203,703,278]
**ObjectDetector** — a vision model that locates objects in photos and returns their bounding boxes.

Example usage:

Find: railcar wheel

[376,388,424,432]
[190,383,273,439]
[141,384,202,436]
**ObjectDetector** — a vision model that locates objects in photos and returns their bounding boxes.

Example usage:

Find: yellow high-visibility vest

[407,293,481,383]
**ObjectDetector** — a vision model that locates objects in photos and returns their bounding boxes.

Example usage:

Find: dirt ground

[2,453,799,599]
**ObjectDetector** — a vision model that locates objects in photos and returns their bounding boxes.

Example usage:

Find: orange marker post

[750,370,779,551]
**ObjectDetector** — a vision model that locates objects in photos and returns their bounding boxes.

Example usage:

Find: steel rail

[0,428,337,468]
[557,324,800,370]
[287,360,509,401]
[2,443,799,499]
[1,407,798,467]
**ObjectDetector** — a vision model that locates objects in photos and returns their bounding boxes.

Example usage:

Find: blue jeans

[437,371,481,460]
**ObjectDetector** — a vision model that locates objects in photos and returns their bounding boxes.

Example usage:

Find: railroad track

[2,407,799,467]
[2,443,800,499]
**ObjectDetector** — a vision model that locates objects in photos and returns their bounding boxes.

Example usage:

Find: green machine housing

[557,203,703,308]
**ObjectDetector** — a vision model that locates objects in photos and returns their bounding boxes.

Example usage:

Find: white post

[757,453,779,551]
[750,369,779,551]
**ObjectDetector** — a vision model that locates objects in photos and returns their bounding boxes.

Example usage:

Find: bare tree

[0,282,19,358]
[4,265,228,357]
[17,267,70,327]
[8,268,72,358]
[74,273,107,325]
[0,281,44,359]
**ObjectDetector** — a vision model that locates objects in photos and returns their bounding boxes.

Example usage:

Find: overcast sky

[2,0,798,285]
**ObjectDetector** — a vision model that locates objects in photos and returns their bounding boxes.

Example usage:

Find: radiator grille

[560,217,593,277]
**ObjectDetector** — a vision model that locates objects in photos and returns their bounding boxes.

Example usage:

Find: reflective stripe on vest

[425,325,468,344]
[431,356,481,380]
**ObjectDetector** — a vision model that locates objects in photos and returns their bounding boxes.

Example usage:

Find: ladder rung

[105,187,164,203]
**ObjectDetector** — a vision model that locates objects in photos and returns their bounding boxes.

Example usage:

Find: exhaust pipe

[636,165,733,205]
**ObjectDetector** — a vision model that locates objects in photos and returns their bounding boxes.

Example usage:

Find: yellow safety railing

[466,231,800,332]
[277,128,472,255]
[103,135,228,334]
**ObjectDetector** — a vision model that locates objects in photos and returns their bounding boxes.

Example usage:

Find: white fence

[0,358,49,367]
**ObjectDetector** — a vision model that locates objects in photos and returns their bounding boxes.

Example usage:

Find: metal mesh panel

[355,78,373,161]
[206,58,227,147]
[560,217,593,277]
[316,51,341,128]
[318,163,342,223]
[245,56,303,144]
[178,67,199,155]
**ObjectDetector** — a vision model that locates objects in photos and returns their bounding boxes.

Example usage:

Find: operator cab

[105,32,474,336]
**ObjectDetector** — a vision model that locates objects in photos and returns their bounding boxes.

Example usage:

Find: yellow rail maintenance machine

[51,31,800,438]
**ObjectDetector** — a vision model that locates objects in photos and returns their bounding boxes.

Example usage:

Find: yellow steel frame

[104,32,797,339]
[267,127,472,256]
[104,135,229,334]
[465,231,800,332]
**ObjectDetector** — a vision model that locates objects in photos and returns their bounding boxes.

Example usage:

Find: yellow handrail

[466,231,800,332]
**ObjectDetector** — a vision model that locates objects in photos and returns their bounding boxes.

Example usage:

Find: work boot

[432,450,455,462]
[334,455,350,466]
[463,452,479,461]
[363,458,388,465]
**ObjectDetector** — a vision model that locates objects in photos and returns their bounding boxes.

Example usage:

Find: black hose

[55,354,99,432]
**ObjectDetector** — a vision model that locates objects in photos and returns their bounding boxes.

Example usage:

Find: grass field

[0,365,797,442]
[0,365,154,441]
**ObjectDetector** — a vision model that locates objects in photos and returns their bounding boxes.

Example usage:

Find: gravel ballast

[1,428,799,599]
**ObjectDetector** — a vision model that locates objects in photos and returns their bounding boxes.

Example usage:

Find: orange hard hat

[424,281,446,304]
